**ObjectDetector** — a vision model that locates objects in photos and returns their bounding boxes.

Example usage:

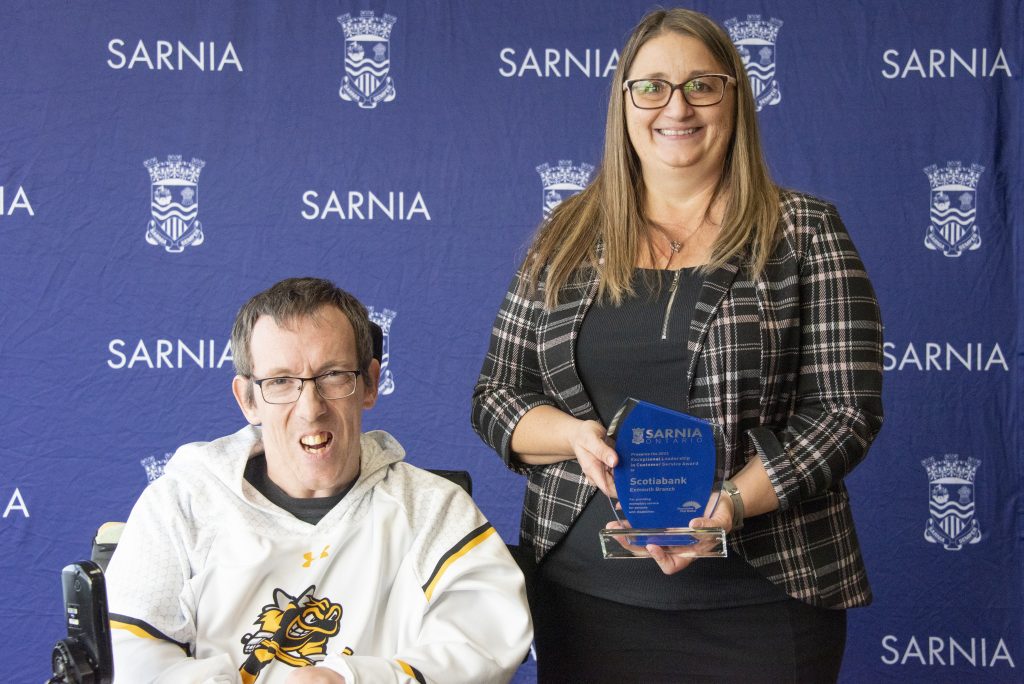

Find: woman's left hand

[646,491,735,575]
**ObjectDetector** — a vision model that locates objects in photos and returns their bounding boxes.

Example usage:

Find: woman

[471,8,883,683]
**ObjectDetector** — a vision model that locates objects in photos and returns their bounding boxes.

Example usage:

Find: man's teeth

[659,128,697,136]
[300,433,329,447]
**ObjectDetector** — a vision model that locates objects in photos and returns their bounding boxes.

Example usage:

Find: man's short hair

[231,278,374,404]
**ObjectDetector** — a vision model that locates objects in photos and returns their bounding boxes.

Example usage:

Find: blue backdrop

[1,1,1020,681]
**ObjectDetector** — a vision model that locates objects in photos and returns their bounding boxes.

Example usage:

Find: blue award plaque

[599,398,727,559]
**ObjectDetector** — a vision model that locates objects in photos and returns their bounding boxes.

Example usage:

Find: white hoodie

[106,426,532,684]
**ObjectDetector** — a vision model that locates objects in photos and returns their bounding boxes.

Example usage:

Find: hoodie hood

[164,425,406,499]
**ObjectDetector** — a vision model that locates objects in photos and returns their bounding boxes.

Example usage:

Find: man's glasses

[623,74,737,109]
[252,370,360,404]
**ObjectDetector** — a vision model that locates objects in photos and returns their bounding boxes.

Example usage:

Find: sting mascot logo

[239,585,348,682]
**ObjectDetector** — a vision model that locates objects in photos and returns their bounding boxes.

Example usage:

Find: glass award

[599,398,727,559]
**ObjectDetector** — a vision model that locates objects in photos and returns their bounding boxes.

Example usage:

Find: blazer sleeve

[470,264,557,471]
[747,204,884,510]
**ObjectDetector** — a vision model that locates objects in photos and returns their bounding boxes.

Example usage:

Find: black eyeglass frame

[623,74,738,109]
[251,370,362,404]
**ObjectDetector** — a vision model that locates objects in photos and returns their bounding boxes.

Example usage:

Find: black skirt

[532,576,847,684]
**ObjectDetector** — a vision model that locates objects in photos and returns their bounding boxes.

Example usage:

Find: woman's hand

[644,456,780,575]
[511,408,620,498]
[569,419,619,499]
[645,489,736,575]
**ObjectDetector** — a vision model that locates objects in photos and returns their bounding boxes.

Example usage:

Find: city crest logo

[922,454,982,550]
[725,15,783,111]
[367,306,396,395]
[923,161,984,257]
[536,160,594,219]
[338,11,397,108]
[144,155,205,253]
[140,453,173,482]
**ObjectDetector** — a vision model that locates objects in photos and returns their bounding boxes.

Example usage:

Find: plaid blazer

[471,191,884,609]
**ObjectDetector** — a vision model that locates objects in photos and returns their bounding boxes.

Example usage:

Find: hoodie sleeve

[317,480,532,684]
[106,481,238,683]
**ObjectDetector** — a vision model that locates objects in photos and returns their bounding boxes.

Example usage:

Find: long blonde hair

[526,8,780,308]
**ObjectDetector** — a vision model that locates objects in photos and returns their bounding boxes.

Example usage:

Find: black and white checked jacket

[472,191,883,608]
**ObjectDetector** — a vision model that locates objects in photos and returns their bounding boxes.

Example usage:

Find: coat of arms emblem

[367,306,397,395]
[338,11,397,109]
[725,15,783,112]
[144,155,205,253]
[924,162,984,257]
[536,160,595,219]
[140,453,173,483]
[922,454,982,551]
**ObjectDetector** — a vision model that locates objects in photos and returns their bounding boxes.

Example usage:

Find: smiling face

[624,31,736,188]
[232,305,379,498]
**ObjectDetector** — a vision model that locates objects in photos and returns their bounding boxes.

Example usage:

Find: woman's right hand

[568,419,619,499]
[511,408,620,497]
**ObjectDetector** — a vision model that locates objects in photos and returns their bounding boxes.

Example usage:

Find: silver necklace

[668,240,682,253]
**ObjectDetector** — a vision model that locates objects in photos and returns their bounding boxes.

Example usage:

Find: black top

[540,268,786,609]
[244,453,351,525]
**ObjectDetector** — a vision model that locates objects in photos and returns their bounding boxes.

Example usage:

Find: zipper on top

[660,269,681,340]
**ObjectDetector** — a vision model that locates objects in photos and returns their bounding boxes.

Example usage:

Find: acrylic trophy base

[599,526,727,559]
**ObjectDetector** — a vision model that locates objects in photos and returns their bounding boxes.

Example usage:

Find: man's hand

[285,667,346,684]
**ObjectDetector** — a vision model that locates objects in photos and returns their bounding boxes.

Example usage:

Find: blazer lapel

[536,251,741,423]
[686,254,742,391]
[536,265,600,421]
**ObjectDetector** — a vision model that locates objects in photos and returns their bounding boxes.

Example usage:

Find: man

[106,278,532,683]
